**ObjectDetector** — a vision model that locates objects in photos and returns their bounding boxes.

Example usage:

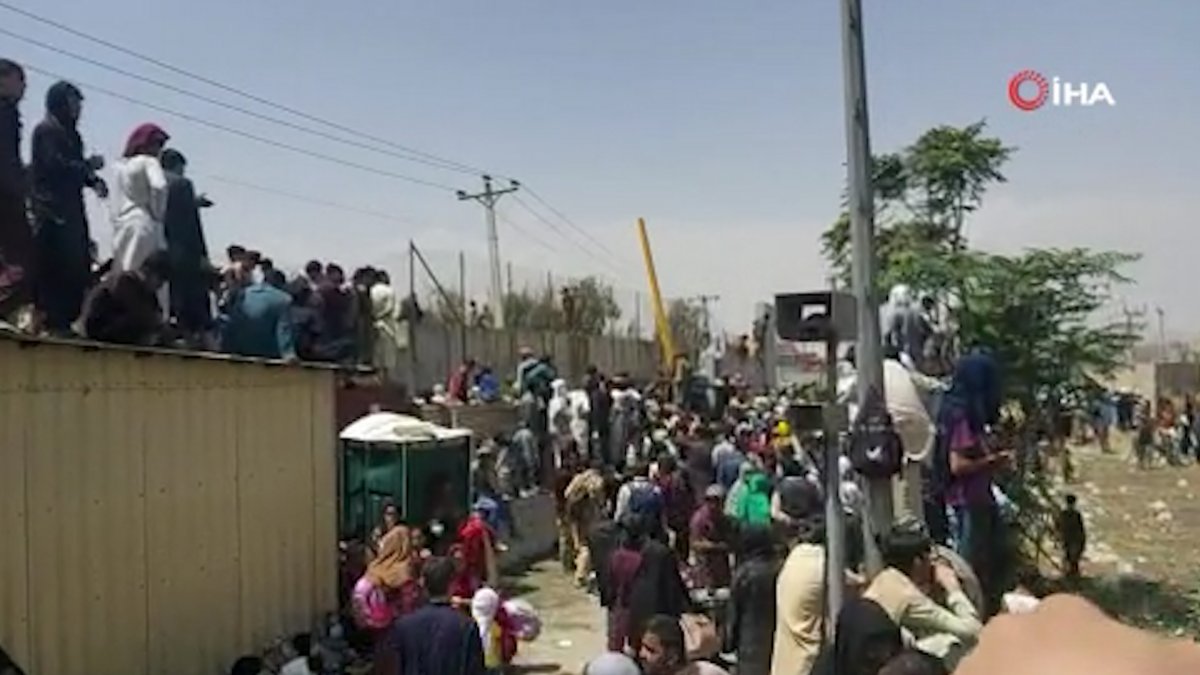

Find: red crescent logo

[1008,70,1049,111]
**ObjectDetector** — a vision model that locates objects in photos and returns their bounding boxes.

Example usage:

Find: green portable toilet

[338,411,473,542]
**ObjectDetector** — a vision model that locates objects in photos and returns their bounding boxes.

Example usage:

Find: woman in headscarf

[725,526,780,675]
[470,587,517,674]
[811,598,903,675]
[351,525,420,663]
[929,351,1007,613]
[111,123,170,314]
[458,497,500,590]
[31,80,107,336]
[367,499,401,562]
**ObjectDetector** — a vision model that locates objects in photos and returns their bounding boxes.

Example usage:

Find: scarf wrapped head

[45,80,83,128]
[123,122,169,157]
[470,586,500,652]
[942,351,1002,433]
[365,525,413,589]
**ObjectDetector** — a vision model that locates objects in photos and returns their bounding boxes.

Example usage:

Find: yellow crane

[636,217,678,371]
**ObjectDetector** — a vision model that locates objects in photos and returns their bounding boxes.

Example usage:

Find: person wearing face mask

[31,80,108,336]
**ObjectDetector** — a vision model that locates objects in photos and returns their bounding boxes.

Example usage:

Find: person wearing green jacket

[736,471,773,527]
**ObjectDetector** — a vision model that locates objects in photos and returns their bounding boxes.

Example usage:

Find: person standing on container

[0,59,31,330]
[111,123,170,315]
[30,80,107,336]
[160,148,213,346]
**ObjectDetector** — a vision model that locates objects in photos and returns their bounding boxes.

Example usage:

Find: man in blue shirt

[389,556,486,675]
[221,268,296,360]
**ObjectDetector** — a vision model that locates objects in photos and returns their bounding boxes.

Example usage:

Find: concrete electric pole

[458,175,520,329]
[839,0,892,575]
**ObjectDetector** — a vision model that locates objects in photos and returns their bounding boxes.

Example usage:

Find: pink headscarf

[123,123,169,157]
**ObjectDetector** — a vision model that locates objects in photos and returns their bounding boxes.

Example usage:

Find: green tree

[820,120,1138,408]
[566,276,622,335]
[668,299,710,360]
[822,120,1014,287]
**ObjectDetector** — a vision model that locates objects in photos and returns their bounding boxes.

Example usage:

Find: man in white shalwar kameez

[111,123,170,317]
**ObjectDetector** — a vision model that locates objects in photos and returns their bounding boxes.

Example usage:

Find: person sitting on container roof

[220,268,296,361]
[82,249,170,346]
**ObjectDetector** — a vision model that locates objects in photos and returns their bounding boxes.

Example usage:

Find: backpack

[627,481,662,518]
[849,387,904,478]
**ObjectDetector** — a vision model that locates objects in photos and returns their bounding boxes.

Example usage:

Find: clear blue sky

[4,0,1197,334]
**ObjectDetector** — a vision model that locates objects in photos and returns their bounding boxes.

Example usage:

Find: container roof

[339,411,471,444]
[0,327,369,373]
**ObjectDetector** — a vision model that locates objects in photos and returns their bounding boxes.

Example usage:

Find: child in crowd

[1059,493,1087,582]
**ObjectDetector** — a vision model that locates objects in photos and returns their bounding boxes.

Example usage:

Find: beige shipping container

[0,334,338,675]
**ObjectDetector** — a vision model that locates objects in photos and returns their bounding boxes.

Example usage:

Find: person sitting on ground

[279,632,315,675]
[638,614,729,675]
[449,358,476,402]
[863,522,981,669]
[475,365,501,403]
[220,268,296,360]
[390,556,487,675]
[82,249,170,345]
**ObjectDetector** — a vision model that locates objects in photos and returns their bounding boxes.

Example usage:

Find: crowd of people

[332,335,1028,675]
[1,60,413,367]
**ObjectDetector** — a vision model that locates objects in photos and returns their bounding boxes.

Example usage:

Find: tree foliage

[667,299,711,360]
[428,276,622,336]
[820,120,1139,406]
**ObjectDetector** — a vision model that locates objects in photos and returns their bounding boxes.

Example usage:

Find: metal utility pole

[839,0,892,575]
[457,175,520,329]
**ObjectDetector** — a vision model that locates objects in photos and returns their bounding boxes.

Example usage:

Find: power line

[200,173,421,225]
[510,194,629,276]
[521,185,621,259]
[0,2,641,286]
[0,2,634,279]
[23,64,459,192]
[495,211,560,256]
[0,27,485,176]
[0,0,490,176]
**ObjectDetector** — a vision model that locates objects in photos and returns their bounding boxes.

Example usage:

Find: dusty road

[505,560,608,675]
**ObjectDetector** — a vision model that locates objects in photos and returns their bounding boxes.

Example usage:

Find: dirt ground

[1057,433,1200,635]
[505,560,608,675]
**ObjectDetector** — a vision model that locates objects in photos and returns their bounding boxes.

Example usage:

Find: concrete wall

[404,321,659,391]
[498,493,559,572]
[0,335,338,675]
